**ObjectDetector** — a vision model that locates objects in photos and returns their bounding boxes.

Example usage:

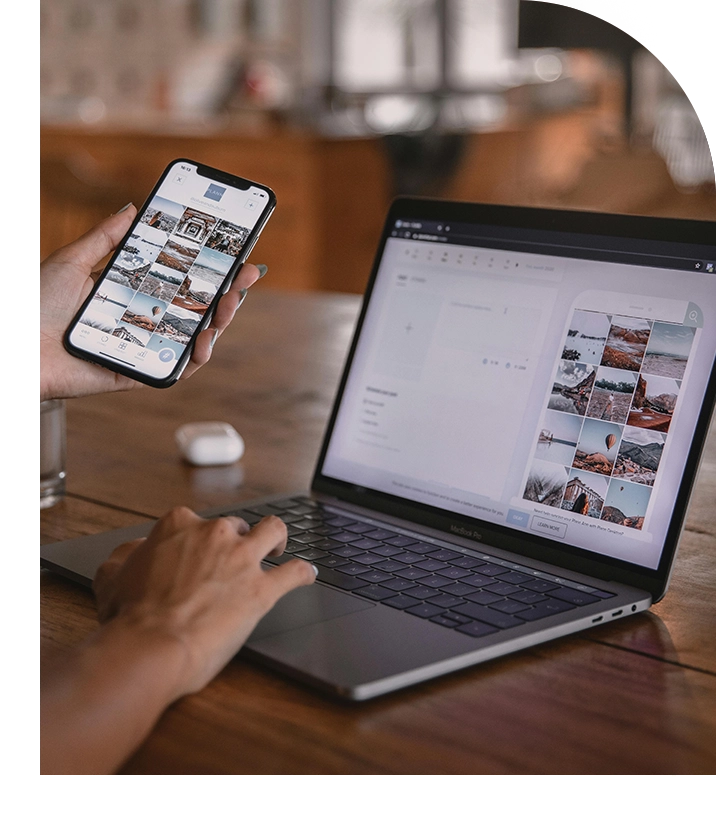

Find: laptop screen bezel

[312,197,716,601]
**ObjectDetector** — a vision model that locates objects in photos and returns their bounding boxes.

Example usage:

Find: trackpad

[248,582,372,641]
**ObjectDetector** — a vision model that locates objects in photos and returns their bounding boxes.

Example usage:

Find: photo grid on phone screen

[79,194,252,359]
[522,308,695,531]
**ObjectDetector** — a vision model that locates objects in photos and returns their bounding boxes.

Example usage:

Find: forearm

[41,618,187,774]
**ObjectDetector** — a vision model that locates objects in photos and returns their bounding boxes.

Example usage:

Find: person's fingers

[187,327,215,369]
[233,263,261,291]
[211,288,243,333]
[96,537,145,578]
[56,205,137,271]
[208,514,250,537]
[261,557,317,602]
[181,264,263,377]
[238,515,288,560]
[93,537,145,618]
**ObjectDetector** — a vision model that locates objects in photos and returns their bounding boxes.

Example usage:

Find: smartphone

[64,159,276,388]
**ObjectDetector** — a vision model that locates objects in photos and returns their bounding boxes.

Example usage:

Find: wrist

[90,613,191,706]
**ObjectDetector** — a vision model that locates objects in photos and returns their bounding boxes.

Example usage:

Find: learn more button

[530,516,568,539]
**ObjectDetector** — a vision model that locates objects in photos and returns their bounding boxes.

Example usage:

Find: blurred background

[41,0,715,293]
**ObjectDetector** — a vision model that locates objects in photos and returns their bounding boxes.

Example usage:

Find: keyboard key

[547,587,601,606]
[442,583,478,597]
[429,549,464,562]
[458,603,526,629]
[403,586,442,600]
[306,539,336,551]
[459,573,497,589]
[355,585,397,601]
[311,526,335,537]
[329,545,363,558]
[385,535,419,547]
[373,560,409,573]
[431,615,461,628]
[489,599,531,615]
[449,556,482,569]
[284,541,308,554]
[465,590,503,605]
[382,578,418,592]
[499,571,534,585]
[294,549,326,561]
[393,552,427,564]
[363,529,396,541]
[329,531,364,543]
[344,537,381,550]
[405,603,444,619]
[416,574,454,588]
[314,565,368,592]
[323,517,354,528]
[593,590,616,599]
[344,522,378,534]
[521,579,557,593]
[248,504,281,517]
[359,571,394,584]
[509,590,548,605]
[263,552,293,566]
[486,583,523,596]
[441,610,473,624]
[315,555,349,569]
[430,594,467,609]
[336,562,371,576]
[516,598,576,621]
[403,541,440,554]
[291,519,323,531]
[301,512,325,521]
[437,566,472,580]
[278,512,304,525]
[455,621,498,638]
[267,498,302,510]
[415,559,448,573]
[473,564,510,576]
[395,567,431,581]
[383,594,422,610]
[351,552,387,565]
[289,532,325,544]
[371,544,404,557]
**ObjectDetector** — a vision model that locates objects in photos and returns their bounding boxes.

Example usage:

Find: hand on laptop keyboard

[43,507,315,774]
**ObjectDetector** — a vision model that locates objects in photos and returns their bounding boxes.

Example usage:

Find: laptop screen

[319,203,716,573]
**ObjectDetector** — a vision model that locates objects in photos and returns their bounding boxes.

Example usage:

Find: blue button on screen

[507,509,530,528]
[158,348,175,362]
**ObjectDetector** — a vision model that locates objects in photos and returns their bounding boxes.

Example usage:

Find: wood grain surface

[41,290,716,774]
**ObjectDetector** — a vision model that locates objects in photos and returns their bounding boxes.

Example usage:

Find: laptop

[41,198,716,700]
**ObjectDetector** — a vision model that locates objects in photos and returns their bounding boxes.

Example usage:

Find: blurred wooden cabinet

[41,127,391,293]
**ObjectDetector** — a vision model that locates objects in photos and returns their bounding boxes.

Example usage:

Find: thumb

[262,559,317,604]
[93,537,144,619]
[58,204,137,271]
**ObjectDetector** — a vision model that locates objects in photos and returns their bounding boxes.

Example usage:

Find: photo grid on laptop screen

[322,217,716,571]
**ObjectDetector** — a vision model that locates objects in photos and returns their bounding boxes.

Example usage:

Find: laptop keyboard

[224,498,615,640]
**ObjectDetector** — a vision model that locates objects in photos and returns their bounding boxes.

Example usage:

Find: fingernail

[256,264,268,278]
[311,564,319,577]
[210,328,219,348]
[115,202,133,214]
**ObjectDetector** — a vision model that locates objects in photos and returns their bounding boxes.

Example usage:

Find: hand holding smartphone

[64,159,275,388]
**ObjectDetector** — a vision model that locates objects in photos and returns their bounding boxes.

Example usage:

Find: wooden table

[40,290,716,774]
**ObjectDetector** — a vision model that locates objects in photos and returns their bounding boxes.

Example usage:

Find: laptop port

[611,609,623,617]
[591,616,603,623]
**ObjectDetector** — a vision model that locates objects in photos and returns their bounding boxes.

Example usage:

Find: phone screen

[66,160,273,383]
